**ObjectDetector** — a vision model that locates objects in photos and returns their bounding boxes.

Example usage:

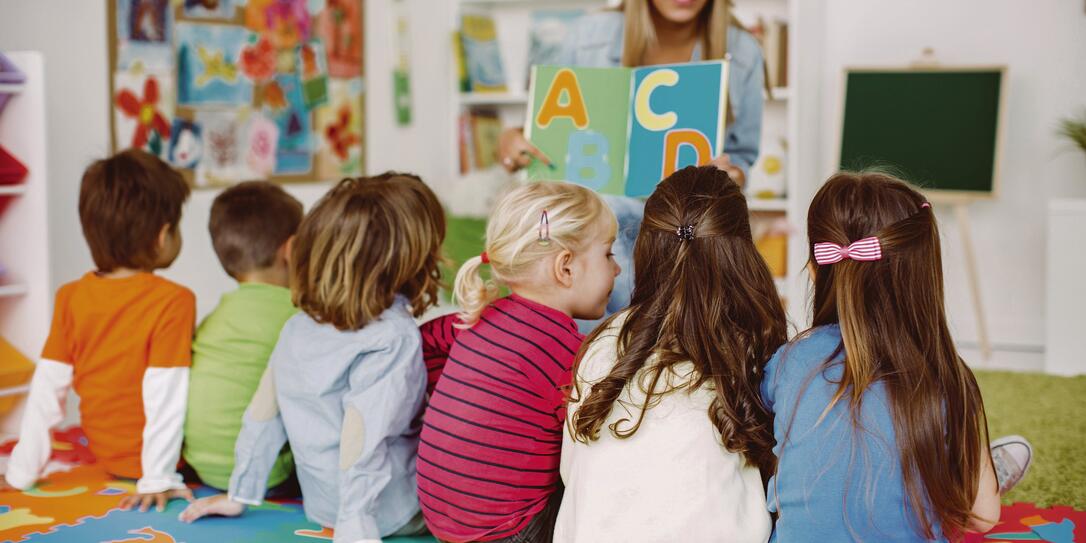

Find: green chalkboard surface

[839,68,1004,198]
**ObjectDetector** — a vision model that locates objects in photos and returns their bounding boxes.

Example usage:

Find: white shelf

[0,283,28,298]
[0,185,27,196]
[460,92,529,106]
[767,87,790,101]
[747,197,789,212]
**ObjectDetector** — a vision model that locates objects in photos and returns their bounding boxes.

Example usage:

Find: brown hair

[209,181,304,279]
[804,171,990,539]
[619,0,733,66]
[291,172,445,331]
[569,166,786,476]
[78,149,190,272]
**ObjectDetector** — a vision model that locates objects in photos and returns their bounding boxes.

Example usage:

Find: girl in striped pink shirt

[417,182,619,543]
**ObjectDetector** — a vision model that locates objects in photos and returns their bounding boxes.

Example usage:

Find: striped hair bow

[813,237,883,265]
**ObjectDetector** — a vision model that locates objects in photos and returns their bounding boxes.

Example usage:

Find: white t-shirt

[555,314,771,543]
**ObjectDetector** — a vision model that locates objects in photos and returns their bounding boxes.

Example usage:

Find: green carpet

[976,370,1086,509]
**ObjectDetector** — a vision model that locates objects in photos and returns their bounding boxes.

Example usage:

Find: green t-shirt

[183,282,297,490]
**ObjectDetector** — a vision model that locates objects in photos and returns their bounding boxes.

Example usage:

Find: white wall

[0,0,454,319]
[813,0,1086,354]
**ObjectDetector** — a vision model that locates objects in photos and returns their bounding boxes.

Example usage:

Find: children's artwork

[298,41,330,108]
[314,78,363,178]
[167,119,203,169]
[108,1,365,187]
[176,23,254,106]
[115,0,173,69]
[267,74,313,174]
[113,70,175,158]
[460,13,506,92]
[314,0,364,77]
[525,61,729,197]
[246,113,280,176]
[195,110,252,186]
[183,0,239,19]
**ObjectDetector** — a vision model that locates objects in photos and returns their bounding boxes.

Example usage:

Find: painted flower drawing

[115,76,170,149]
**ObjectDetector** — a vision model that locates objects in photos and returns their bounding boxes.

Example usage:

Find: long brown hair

[569,166,786,475]
[291,172,445,331]
[805,172,990,539]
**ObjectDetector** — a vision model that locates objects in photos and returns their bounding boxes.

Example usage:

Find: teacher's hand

[709,153,746,188]
[498,128,552,173]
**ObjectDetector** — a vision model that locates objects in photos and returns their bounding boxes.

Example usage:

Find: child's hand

[178,493,246,523]
[118,487,194,512]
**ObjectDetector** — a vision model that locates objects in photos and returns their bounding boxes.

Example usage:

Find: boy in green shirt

[182,181,303,492]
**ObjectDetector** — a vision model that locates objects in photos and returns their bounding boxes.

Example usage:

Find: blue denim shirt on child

[761,325,947,543]
[228,296,425,543]
[559,12,766,330]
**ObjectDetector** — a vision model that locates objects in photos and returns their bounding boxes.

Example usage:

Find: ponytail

[452,255,500,326]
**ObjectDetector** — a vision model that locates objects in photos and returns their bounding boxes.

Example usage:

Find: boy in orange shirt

[3,149,195,513]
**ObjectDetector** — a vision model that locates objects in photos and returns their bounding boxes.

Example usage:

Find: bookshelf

[0,52,52,434]
[447,0,820,330]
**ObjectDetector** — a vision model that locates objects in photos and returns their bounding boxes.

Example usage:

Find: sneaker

[990,435,1033,494]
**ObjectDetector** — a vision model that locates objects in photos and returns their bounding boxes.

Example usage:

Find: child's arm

[419,312,461,396]
[179,366,287,523]
[336,332,426,543]
[121,289,196,512]
[4,359,72,490]
[968,448,1000,533]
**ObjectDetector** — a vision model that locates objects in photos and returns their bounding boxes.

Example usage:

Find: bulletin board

[107,0,365,188]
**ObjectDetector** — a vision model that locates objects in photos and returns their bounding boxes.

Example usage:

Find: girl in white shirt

[556,166,786,543]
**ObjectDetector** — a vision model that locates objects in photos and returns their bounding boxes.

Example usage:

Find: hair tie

[676,224,695,241]
[480,251,490,264]
[813,237,883,265]
[921,202,931,209]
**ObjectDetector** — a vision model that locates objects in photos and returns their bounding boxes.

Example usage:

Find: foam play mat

[0,428,436,543]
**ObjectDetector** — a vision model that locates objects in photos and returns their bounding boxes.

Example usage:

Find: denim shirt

[556,10,765,173]
[228,296,425,543]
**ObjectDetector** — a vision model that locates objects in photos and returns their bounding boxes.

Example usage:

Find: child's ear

[156,223,171,250]
[279,235,295,266]
[552,249,574,288]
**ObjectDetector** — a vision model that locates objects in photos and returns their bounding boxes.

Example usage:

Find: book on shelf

[460,13,508,93]
[750,16,789,89]
[452,31,471,93]
[525,9,585,90]
[458,108,502,173]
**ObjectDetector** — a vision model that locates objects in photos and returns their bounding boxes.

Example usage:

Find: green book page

[525,65,632,195]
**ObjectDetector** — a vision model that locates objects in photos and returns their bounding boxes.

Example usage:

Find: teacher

[498,0,766,326]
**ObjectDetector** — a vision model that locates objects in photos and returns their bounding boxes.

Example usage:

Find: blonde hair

[291,173,446,331]
[619,0,732,67]
[453,182,616,326]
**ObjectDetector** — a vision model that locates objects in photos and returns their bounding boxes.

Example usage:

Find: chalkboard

[839,68,1005,199]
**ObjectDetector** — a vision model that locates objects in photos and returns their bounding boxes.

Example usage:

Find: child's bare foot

[991,435,1033,494]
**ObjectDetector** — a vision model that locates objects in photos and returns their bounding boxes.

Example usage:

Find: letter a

[535,68,589,129]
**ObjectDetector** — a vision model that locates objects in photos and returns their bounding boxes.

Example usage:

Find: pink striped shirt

[417,295,583,542]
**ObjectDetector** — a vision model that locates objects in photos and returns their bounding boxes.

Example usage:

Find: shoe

[990,434,1033,494]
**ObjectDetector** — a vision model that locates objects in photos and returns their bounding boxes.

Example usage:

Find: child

[762,172,1032,542]
[4,149,195,512]
[556,166,784,542]
[417,182,619,542]
[182,181,303,492]
[180,173,445,543]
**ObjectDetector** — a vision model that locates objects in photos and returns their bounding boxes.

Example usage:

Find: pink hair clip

[538,210,551,246]
[813,237,883,265]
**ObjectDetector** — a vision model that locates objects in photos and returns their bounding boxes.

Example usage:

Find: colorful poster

[314,77,363,178]
[246,113,281,176]
[113,70,175,159]
[267,74,313,174]
[526,61,728,197]
[115,0,173,70]
[168,119,203,169]
[176,23,254,106]
[194,110,251,186]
